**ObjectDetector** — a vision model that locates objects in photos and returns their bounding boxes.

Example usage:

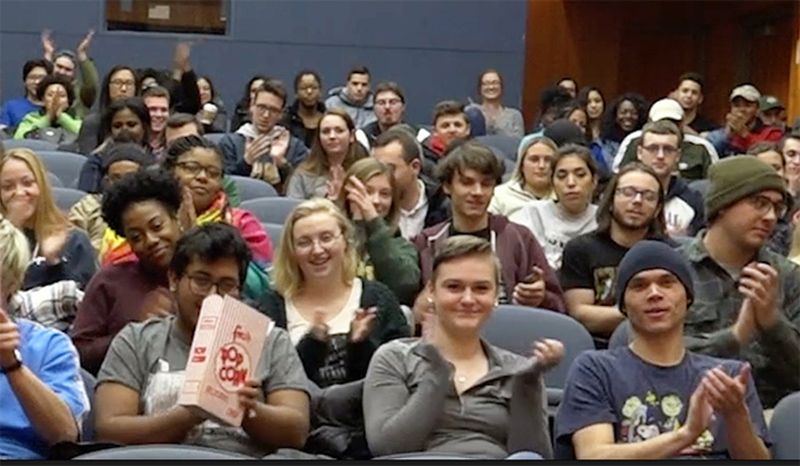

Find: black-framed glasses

[253,103,283,116]
[185,273,240,297]
[616,186,659,203]
[176,161,223,180]
[746,194,788,218]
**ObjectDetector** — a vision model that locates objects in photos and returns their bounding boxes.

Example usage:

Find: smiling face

[53,56,76,80]
[291,212,347,283]
[552,155,596,215]
[479,71,502,102]
[363,173,393,219]
[431,253,498,336]
[624,269,688,336]
[445,168,496,221]
[0,158,41,229]
[586,90,604,120]
[611,170,662,231]
[25,66,49,99]
[319,114,353,157]
[145,96,170,133]
[782,137,800,179]
[434,113,470,148]
[197,78,212,105]
[676,79,703,111]
[616,100,639,133]
[121,200,181,271]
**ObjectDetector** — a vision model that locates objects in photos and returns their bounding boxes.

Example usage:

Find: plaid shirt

[679,235,800,408]
[7,280,83,333]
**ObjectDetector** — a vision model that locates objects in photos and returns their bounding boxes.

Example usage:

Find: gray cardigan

[363,337,552,459]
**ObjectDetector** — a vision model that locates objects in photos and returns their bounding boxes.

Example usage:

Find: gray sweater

[363,337,552,459]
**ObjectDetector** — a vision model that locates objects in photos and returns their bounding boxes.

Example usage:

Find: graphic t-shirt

[560,231,629,306]
[555,347,771,459]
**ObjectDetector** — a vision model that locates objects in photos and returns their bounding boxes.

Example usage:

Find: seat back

[73,444,253,460]
[79,369,97,441]
[229,175,278,201]
[481,305,594,389]
[53,187,87,212]
[262,222,283,248]
[47,171,64,188]
[241,197,302,224]
[203,133,227,146]
[38,151,86,189]
[475,134,521,162]
[608,319,631,349]
[2,139,59,152]
[770,391,800,459]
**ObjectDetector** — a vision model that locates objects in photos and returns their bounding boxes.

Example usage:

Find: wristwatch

[1,349,22,374]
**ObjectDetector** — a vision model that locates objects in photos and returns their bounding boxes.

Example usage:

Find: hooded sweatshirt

[324,86,376,129]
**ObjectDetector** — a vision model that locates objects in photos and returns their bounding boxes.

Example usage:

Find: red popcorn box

[178,294,274,427]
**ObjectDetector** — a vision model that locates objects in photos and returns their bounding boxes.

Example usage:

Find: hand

[40,229,69,265]
[324,165,346,200]
[0,309,21,368]
[237,379,261,418]
[269,128,290,167]
[139,287,174,321]
[725,112,748,136]
[739,262,780,331]
[350,306,377,343]
[309,312,330,342]
[173,41,193,73]
[41,29,56,61]
[243,135,271,165]
[701,364,751,420]
[681,382,714,441]
[531,338,564,372]
[513,278,546,307]
[731,298,757,345]
[178,187,197,231]
[345,176,379,221]
[76,29,94,62]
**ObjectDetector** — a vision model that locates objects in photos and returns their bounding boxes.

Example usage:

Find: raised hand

[41,30,56,61]
[350,306,377,343]
[76,29,95,62]
[532,338,564,371]
[344,176,379,221]
[269,128,290,167]
[173,41,193,73]
[325,164,346,201]
[178,187,197,231]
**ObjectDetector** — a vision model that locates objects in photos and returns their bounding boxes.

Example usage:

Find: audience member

[69,143,152,252]
[13,75,81,145]
[281,70,325,149]
[364,235,560,459]
[135,42,201,116]
[672,72,719,134]
[257,198,409,387]
[705,84,783,157]
[747,142,793,256]
[70,169,181,375]
[780,131,800,199]
[511,144,599,270]
[325,65,376,129]
[558,77,578,99]
[231,74,269,131]
[543,118,587,147]
[421,100,472,163]
[556,240,770,460]
[613,98,719,179]
[142,85,171,161]
[220,79,308,192]
[0,148,96,290]
[489,136,557,217]
[592,93,648,177]
[41,29,99,119]
[467,69,524,138]
[560,163,667,347]
[532,86,573,132]
[577,86,604,142]
[75,65,139,155]
[287,109,367,200]
[0,215,89,460]
[0,59,52,132]
[747,141,784,176]
[635,120,705,238]
[357,81,429,150]
[339,158,421,306]
[94,223,310,457]
[372,128,451,240]
[678,156,800,410]
[413,140,565,314]
[562,103,588,136]
[78,97,152,193]
[758,95,786,133]
[196,75,227,133]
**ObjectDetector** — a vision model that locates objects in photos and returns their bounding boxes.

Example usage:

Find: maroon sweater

[69,262,169,374]
[413,214,566,313]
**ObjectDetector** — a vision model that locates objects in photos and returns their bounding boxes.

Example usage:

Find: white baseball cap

[648,98,684,122]
[730,84,761,102]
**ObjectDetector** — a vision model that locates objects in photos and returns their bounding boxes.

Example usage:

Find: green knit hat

[705,156,786,221]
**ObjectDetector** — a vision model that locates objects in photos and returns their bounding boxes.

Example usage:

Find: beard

[611,205,655,231]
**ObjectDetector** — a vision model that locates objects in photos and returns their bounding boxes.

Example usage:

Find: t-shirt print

[619,391,713,455]
[593,266,618,305]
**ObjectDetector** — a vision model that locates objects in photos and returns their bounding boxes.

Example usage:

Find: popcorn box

[178,294,274,427]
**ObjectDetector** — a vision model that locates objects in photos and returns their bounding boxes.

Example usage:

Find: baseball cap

[648,98,684,122]
[730,84,761,103]
[759,95,784,112]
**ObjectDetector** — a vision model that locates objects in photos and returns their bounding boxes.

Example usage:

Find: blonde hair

[344,158,401,228]
[0,214,31,299]
[0,148,70,244]
[273,197,358,298]
[790,219,800,265]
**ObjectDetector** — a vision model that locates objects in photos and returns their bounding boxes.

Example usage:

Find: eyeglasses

[375,98,402,107]
[176,161,223,180]
[746,194,788,218]
[253,103,283,116]
[294,231,342,252]
[616,186,659,203]
[110,79,136,89]
[186,273,240,296]
[641,144,679,156]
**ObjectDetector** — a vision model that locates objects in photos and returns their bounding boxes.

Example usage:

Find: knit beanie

[543,118,586,147]
[705,156,786,221]
[101,143,153,174]
[616,240,694,313]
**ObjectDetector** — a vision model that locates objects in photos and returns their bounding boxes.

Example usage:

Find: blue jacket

[0,98,41,130]
[23,228,97,291]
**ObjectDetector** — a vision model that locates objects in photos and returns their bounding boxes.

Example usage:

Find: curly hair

[101,168,182,236]
[600,92,649,143]
[36,74,75,107]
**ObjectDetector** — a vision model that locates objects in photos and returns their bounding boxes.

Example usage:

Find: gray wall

[0,0,527,126]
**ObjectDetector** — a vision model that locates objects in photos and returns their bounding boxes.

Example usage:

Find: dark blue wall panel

[0,0,527,126]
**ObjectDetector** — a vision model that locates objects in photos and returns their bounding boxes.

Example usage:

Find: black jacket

[421,173,451,228]
[281,100,326,149]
